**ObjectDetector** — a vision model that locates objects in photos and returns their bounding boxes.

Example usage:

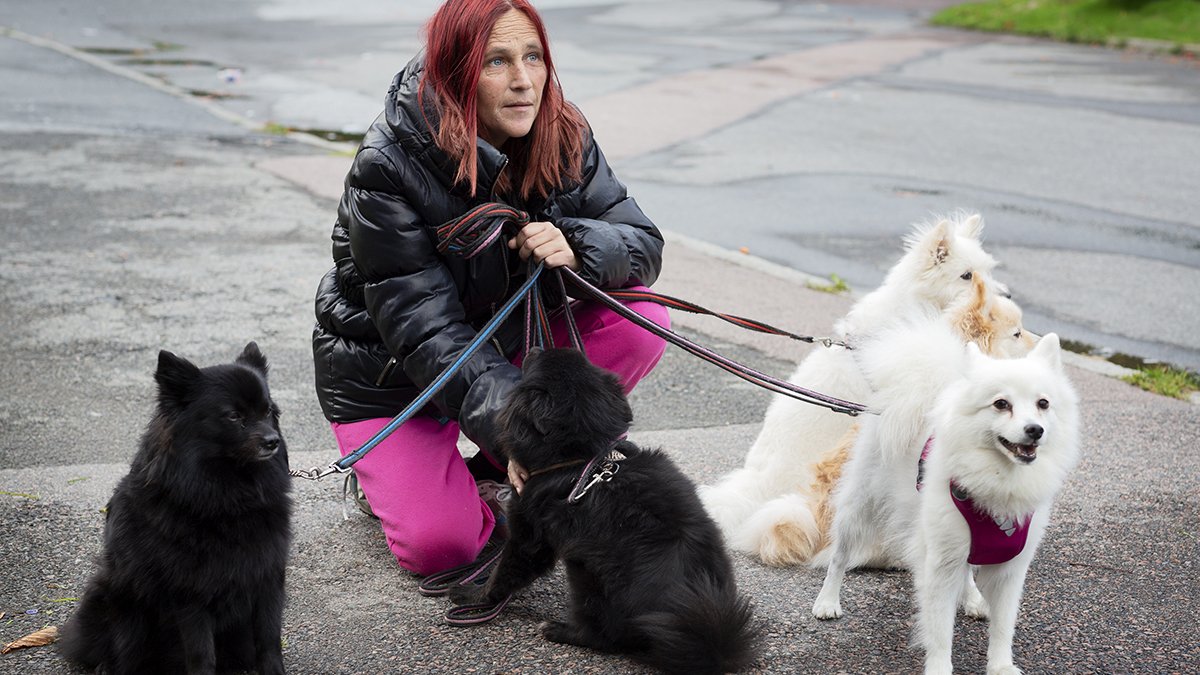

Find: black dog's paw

[448,585,486,606]
[539,620,574,644]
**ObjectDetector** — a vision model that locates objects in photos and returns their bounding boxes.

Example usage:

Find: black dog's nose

[1024,424,1043,441]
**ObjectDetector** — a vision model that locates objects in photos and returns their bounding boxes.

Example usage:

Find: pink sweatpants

[331,292,669,576]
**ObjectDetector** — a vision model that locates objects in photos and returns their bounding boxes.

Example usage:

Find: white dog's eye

[1012,330,1022,339]
[1037,398,1050,410]
[993,399,1010,411]
[960,271,973,281]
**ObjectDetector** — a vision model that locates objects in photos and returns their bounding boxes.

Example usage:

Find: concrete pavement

[2,6,1200,674]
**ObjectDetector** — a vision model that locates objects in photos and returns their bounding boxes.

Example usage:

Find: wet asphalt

[2,1,1199,673]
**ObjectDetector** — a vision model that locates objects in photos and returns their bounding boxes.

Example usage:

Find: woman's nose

[510,62,532,89]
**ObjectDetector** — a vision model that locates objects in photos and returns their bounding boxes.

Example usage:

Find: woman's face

[475,8,546,148]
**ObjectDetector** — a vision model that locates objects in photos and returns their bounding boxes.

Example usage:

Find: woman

[312,0,669,577]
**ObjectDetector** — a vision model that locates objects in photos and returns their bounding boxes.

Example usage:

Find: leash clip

[568,460,619,503]
[289,463,349,481]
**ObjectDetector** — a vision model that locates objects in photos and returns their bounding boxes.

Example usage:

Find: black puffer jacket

[312,55,664,462]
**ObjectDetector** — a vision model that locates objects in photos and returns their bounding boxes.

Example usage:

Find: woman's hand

[507,458,530,495]
[509,221,580,271]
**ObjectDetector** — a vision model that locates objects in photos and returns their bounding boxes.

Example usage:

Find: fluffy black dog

[451,348,758,674]
[60,343,292,675]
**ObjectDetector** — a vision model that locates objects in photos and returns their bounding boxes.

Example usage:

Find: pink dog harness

[918,438,1033,565]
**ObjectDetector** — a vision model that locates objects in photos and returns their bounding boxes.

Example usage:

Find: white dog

[812,331,1080,675]
[699,213,1004,564]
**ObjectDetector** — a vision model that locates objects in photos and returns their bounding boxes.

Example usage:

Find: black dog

[451,348,758,674]
[60,343,292,674]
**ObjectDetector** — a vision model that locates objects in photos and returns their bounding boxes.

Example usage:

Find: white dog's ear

[1030,333,1064,371]
[929,218,952,265]
[958,213,984,240]
[964,340,985,364]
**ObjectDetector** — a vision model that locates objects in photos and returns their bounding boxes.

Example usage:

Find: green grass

[931,0,1200,46]
[1122,364,1200,400]
[806,273,851,295]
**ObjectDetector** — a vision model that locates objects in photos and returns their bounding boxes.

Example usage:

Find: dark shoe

[343,472,376,519]
[476,479,513,540]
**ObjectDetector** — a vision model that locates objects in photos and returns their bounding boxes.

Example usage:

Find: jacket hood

[385,53,508,197]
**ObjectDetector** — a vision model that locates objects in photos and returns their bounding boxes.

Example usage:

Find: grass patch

[806,273,851,295]
[0,491,39,500]
[262,122,291,136]
[1122,364,1200,400]
[931,0,1200,46]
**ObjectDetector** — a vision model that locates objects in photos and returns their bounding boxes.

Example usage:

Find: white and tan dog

[699,213,1007,564]
[812,330,1080,675]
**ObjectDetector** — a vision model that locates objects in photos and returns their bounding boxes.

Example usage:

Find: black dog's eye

[1037,398,1050,410]
[960,271,973,281]
[226,411,244,424]
[993,399,1010,411]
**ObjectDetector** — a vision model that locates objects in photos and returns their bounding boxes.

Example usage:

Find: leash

[606,287,849,348]
[294,203,870,480]
[558,267,870,416]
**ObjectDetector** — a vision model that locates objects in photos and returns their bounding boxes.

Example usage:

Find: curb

[9,22,1185,403]
[1112,36,1200,59]
[660,232,1173,389]
[0,25,356,154]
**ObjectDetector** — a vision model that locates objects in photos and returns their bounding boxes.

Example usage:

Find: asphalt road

[2,0,1198,370]
[2,2,1199,674]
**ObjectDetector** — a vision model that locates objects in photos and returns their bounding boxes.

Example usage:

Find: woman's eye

[993,399,1010,411]
[960,271,973,280]
[488,57,503,67]
[526,52,541,62]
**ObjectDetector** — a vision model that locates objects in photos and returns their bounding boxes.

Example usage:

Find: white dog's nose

[1024,424,1043,441]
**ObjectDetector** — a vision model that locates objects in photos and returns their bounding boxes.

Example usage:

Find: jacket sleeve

[343,145,519,456]
[554,131,664,289]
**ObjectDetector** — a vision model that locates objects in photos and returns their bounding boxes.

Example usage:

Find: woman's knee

[389,518,489,576]
[622,300,669,361]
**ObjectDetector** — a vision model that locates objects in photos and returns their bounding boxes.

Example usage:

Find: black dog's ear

[155,350,202,409]
[236,341,269,377]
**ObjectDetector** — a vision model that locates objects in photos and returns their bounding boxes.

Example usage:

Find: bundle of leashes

[291,202,872,624]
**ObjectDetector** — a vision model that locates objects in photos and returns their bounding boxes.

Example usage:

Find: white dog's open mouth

[999,436,1038,463]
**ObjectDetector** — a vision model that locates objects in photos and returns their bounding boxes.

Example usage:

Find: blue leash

[292,201,872,483]
[290,264,545,481]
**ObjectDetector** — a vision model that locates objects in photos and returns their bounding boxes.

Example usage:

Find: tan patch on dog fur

[794,279,1032,559]
[760,519,823,566]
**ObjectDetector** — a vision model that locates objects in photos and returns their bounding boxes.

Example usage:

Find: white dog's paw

[986,663,1022,675]
[962,590,990,620]
[811,597,843,620]
[923,653,953,675]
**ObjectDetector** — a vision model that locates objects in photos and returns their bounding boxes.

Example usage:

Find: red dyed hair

[421,0,585,200]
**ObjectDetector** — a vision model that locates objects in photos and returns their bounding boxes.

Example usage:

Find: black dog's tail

[57,580,108,669]
[631,576,760,674]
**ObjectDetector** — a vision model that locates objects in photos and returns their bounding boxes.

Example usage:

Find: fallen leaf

[1,626,59,654]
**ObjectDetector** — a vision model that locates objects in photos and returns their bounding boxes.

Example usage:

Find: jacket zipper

[376,158,514,388]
